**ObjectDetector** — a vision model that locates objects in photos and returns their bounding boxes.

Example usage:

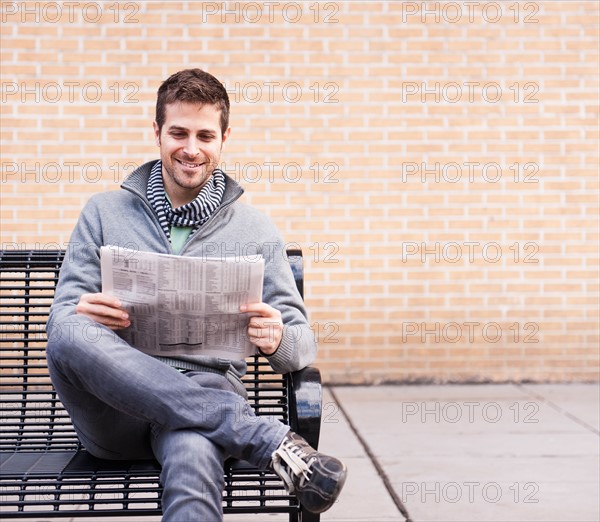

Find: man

[46,68,346,521]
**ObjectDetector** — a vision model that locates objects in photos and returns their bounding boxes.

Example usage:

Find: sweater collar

[122,159,245,207]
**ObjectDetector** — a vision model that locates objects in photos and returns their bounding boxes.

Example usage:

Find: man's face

[153,102,231,208]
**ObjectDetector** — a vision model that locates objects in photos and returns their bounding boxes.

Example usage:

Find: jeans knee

[47,315,115,360]
[46,320,68,370]
[46,318,79,371]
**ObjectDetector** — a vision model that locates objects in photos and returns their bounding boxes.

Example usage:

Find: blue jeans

[46,315,290,521]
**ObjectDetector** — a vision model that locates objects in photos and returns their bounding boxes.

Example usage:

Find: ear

[153,121,160,146]
[221,127,232,148]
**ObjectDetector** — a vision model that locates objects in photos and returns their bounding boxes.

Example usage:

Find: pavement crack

[515,383,600,436]
[328,386,414,522]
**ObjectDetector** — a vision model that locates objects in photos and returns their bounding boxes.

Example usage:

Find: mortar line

[328,386,413,522]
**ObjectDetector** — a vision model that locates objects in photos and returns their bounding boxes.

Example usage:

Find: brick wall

[1,1,598,383]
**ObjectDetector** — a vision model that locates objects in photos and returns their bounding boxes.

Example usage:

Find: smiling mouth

[177,159,205,169]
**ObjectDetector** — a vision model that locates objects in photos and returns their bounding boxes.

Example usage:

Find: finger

[81,292,124,309]
[248,326,281,343]
[240,302,272,316]
[249,334,268,347]
[78,312,130,330]
[247,327,263,339]
[247,326,262,337]
[251,334,279,354]
[248,319,283,335]
[248,317,268,328]
[77,301,129,321]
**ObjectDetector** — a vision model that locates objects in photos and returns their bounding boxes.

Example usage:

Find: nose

[182,136,200,158]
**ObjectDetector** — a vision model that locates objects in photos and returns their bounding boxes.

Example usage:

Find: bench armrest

[288,366,322,450]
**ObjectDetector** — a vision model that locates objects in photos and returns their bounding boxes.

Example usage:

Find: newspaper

[100,245,264,359]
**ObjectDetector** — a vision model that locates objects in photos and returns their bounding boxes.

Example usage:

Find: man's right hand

[76,293,130,330]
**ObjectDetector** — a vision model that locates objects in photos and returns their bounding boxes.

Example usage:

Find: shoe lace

[271,438,314,494]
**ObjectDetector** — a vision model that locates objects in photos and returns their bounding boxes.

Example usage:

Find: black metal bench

[0,249,322,521]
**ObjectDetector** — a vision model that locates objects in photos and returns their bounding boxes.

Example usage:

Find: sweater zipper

[177,196,240,256]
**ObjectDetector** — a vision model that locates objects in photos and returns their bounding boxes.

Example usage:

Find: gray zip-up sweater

[47,160,317,397]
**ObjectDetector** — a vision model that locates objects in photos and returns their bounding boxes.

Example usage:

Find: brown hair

[155,69,230,136]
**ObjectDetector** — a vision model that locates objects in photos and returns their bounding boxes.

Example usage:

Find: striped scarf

[146,160,226,240]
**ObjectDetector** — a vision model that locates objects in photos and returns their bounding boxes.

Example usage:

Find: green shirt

[165,193,193,254]
[170,225,193,254]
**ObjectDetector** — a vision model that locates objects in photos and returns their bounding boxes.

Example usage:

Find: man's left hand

[241,302,283,355]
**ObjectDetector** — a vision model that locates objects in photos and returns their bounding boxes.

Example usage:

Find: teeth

[179,160,202,168]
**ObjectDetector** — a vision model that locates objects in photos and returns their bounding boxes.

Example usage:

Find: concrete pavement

[3,384,598,522]
[322,383,599,522]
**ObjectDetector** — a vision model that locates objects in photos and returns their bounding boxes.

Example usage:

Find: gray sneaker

[271,431,347,513]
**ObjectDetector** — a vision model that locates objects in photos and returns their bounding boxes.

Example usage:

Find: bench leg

[299,507,321,522]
